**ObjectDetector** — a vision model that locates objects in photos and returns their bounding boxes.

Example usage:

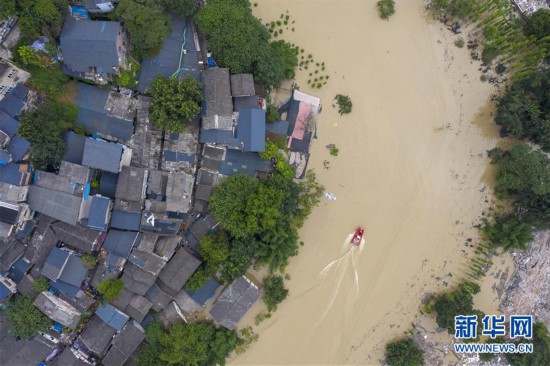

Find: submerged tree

[385,337,425,366]
[377,0,396,20]
[481,214,533,251]
[262,275,289,312]
[335,94,353,115]
[148,76,203,132]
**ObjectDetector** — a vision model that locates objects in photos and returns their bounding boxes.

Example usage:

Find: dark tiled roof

[79,316,117,355]
[95,303,129,331]
[145,282,171,311]
[0,94,24,119]
[236,108,266,152]
[74,84,134,140]
[0,163,27,185]
[82,138,123,174]
[0,238,25,274]
[233,96,260,111]
[49,221,100,254]
[115,166,147,203]
[58,255,87,287]
[59,161,90,185]
[102,321,145,366]
[63,132,86,164]
[209,277,260,329]
[124,294,152,323]
[140,212,181,236]
[156,248,201,296]
[110,210,141,231]
[27,186,82,225]
[102,230,141,259]
[42,247,70,280]
[122,261,158,296]
[219,149,271,177]
[230,74,255,97]
[60,19,121,74]
[87,196,111,231]
[0,202,18,225]
[199,129,241,148]
[6,136,30,162]
[163,150,196,164]
[202,68,232,116]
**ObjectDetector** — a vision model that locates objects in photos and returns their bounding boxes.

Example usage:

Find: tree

[256,221,298,272]
[31,276,49,293]
[269,41,299,80]
[210,175,284,238]
[524,9,550,40]
[433,281,480,333]
[335,94,353,115]
[262,275,288,312]
[139,322,239,366]
[81,254,97,268]
[377,0,396,20]
[385,337,424,366]
[158,0,196,17]
[449,0,474,19]
[16,0,67,42]
[116,0,171,59]
[507,322,550,366]
[18,46,42,68]
[98,278,124,301]
[4,295,51,338]
[481,214,533,251]
[222,236,259,281]
[116,61,140,89]
[0,0,16,19]
[18,101,77,168]
[148,76,203,132]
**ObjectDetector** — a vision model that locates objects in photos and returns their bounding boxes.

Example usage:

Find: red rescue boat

[351,227,364,246]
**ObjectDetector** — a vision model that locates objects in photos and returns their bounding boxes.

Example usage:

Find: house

[209,276,260,330]
[114,166,147,213]
[185,278,221,307]
[161,126,199,174]
[82,138,124,174]
[230,74,255,97]
[0,94,24,119]
[7,256,32,283]
[78,316,118,356]
[140,211,182,236]
[165,172,194,213]
[156,248,201,296]
[219,149,271,177]
[124,294,152,323]
[6,135,30,162]
[0,62,30,102]
[74,84,135,141]
[102,230,141,267]
[513,0,550,15]
[156,301,186,328]
[100,172,119,199]
[60,18,126,81]
[42,247,87,297]
[0,237,25,274]
[202,68,233,117]
[0,110,19,148]
[46,220,102,253]
[95,303,130,331]
[110,209,141,231]
[80,195,111,231]
[63,132,87,164]
[0,182,27,203]
[27,186,82,226]
[0,275,16,303]
[83,0,116,14]
[136,235,179,261]
[174,289,202,315]
[102,321,145,366]
[0,199,32,238]
[0,163,31,186]
[34,291,82,328]
[145,282,172,312]
[121,261,158,296]
[33,170,85,197]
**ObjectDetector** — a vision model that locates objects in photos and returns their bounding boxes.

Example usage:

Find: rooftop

[219,149,271,177]
[102,321,145,366]
[156,248,201,296]
[102,230,141,260]
[124,294,152,323]
[34,291,82,328]
[236,108,266,152]
[230,74,255,97]
[0,163,29,186]
[202,68,233,117]
[59,161,91,185]
[0,94,24,119]
[27,185,82,226]
[209,276,260,330]
[110,210,141,231]
[82,138,123,174]
[86,195,111,231]
[79,316,117,356]
[6,135,30,162]
[95,303,129,331]
[165,172,194,213]
[115,166,147,204]
[63,132,87,165]
[122,261,158,296]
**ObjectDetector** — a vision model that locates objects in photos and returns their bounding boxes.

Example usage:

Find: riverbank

[231,0,502,364]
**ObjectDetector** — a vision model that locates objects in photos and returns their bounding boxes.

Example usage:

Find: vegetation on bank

[3,295,51,338]
[385,337,425,366]
[139,322,238,366]
[262,275,289,312]
[148,76,203,132]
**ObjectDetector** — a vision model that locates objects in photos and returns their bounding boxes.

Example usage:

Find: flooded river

[234,0,502,364]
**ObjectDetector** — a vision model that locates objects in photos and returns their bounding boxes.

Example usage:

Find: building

[80,195,111,231]
[114,166,147,213]
[41,247,88,297]
[102,321,145,366]
[82,0,116,14]
[110,210,141,231]
[209,276,260,330]
[60,18,126,82]
[82,138,124,174]
[0,237,25,274]
[124,294,152,323]
[0,274,16,303]
[0,61,30,102]
[95,303,129,331]
[78,316,118,356]
[34,291,82,328]
[74,84,135,141]
[202,68,233,117]
[0,199,32,238]
[156,248,201,296]
[513,0,550,15]
[165,172,194,214]
[101,230,141,268]
[230,74,255,97]
[0,163,31,186]
[27,186,82,226]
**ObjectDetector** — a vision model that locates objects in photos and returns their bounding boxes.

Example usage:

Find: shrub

[262,275,288,312]
[81,254,98,268]
[31,276,50,292]
[385,337,424,366]
[330,147,339,156]
[454,38,465,48]
[377,0,396,20]
[266,105,279,123]
[4,295,51,338]
[335,94,353,115]
[97,278,124,301]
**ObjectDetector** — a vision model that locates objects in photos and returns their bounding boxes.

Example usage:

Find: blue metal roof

[0,163,25,185]
[58,255,87,287]
[236,109,266,152]
[137,17,200,93]
[219,150,271,176]
[163,150,196,163]
[11,84,29,100]
[42,247,70,280]
[102,230,141,259]
[63,132,86,164]
[8,257,32,283]
[95,303,129,331]
[186,278,221,306]
[87,196,110,231]
[74,84,134,140]
[100,172,118,199]
[6,135,30,162]
[50,279,81,297]
[0,95,24,120]
[0,281,12,302]
[110,210,141,231]
[266,120,289,136]
[60,18,121,74]
[0,110,19,137]
[82,138,122,174]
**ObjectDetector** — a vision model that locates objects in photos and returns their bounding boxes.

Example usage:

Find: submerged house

[60,18,126,82]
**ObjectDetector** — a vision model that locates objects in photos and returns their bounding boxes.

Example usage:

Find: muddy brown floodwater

[233,0,503,364]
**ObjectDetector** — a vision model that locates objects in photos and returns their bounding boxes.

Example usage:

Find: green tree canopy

[116,0,171,59]
[98,278,124,301]
[0,0,17,19]
[158,0,196,17]
[269,41,299,80]
[18,101,77,168]
[507,322,550,366]
[148,76,203,132]
[385,337,424,366]
[222,236,259,281]
[4,295,51,338]
[139,322,238,366]
[257,220,298,272]
[377,0,396,20]
[481,214,533,251]
[524,9,550,40]
[31,276,49,293]
[262,275,289,312]
[186,231,231,291]
[14,0,67,42]
[433,281,480,333]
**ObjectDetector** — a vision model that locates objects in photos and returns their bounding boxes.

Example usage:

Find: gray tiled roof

[219,150,271,177]
[230,74,255,97]
[28,186,82,226]
[58,255,87,287]
[60,19,121,74]
[102,230,141,259]
[124,294,152,323]
[59,161,91,185]
[86,195,111,231]
[79,316,117,355]
[115,166,147,202]
[34,292,81,328]
[145,283,171,311]
[102,321,145,366]
[233,95,260,111]
[209,276,260,330]
[122,261,158,296]
[82,138,123,174]
[156,248,201,296]
[203,68,233,116]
